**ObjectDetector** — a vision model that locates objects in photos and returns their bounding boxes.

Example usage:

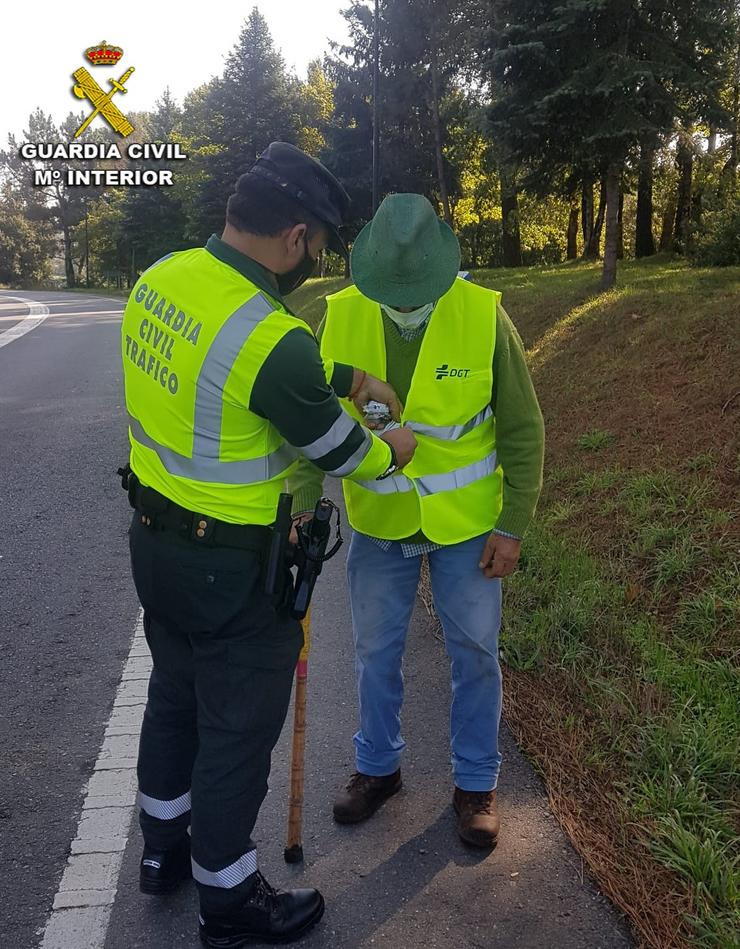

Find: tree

[0,181,57,285]
[117,91,189,274]
[325,1,449,232]
[192,8,302,237]
[0,110,104,287]
[297,61,335,157]
[487,0,734,290]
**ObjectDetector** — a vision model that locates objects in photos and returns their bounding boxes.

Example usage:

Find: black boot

[199,871,324,947]
[139,836,192,895]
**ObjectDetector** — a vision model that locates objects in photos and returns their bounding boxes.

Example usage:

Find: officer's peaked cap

[247,142,351,258]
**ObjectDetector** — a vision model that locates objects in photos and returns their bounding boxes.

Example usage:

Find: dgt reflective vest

[321,277,503,545]
[122,248,310,526]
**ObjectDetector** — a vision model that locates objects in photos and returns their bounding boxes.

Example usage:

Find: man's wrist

[349,368,367,400]
[376,439,398,480]
[493,528,521,541]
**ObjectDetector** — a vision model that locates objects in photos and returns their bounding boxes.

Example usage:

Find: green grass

[489,257,739,948]
[290,276,348,330]
[577,430,615,451]
[502,518,739,946]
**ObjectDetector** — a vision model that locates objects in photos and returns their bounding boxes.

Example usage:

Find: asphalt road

[0,291,141,948]
[0,290,634,949]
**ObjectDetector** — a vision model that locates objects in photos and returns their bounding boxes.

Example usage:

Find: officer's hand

[381,426,417,469]
[290,513,313,546]
[479,532,521,579]
[352,372,403,423]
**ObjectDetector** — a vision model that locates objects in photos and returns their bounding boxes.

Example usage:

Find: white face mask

[381,301,435,330]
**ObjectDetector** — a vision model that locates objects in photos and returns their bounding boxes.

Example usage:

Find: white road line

[0,295,50,349]
[38,611,150,949]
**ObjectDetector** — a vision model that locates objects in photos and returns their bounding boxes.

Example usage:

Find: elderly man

[292,193,544,848]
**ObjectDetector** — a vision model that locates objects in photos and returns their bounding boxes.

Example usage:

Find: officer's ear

[284,223,308,256]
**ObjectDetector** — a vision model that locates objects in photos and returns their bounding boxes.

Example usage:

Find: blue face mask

[381,301,435,329]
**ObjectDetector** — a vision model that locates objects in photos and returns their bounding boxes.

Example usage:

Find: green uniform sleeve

[491,304,545,538]
[287,317,330,514]
[250,328,391,503]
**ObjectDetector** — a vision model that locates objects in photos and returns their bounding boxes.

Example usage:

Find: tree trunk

[470,229,479,269]
[726,27,739,184]
[581,178,594,250]
[659,195,676,252]
[566,203,579,259]
[429,38,452,226]
[371,0,381,213]
[62,222,75,288]
[586,176,607,259]
[635,141,656,257]
[674,133,694,254]
[489,0,521,266]
[599,162,621,291]
[617,187,624,260]
[500,164,523,267]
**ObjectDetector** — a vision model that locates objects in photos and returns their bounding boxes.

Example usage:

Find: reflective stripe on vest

[357,449,498,496]
[325,429,372,476]
[129,414,297,485]
[299,409,357,460]
[191,293,273,461]
[406,406,493,441]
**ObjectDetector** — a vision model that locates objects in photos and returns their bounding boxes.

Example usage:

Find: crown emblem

[84,40,123,66]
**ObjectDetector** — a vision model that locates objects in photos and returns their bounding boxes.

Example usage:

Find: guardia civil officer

[120,143,416,946]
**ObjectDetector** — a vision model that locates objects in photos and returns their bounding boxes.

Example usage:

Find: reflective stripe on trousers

[357,450,498,496]
[191,849,258,888]
[138,789,192,821]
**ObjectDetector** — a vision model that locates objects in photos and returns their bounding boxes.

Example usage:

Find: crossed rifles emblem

[72,41,135,138]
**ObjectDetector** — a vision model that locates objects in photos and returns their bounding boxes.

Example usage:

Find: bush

[692,198,740,267]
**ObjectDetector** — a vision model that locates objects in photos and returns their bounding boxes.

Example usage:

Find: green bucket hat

[350,193,461,307]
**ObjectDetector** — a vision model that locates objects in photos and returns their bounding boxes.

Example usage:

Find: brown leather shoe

[333,770,402,824]
[453,788,500,848]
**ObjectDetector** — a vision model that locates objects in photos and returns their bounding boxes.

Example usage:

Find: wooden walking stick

[282,495,342,864]
[284,610,311,864]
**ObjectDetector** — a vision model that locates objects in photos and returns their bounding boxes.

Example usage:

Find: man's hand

[351,370,403,423]
[479,532,521,579]
[381,427,417,468]
[290,513,313,545]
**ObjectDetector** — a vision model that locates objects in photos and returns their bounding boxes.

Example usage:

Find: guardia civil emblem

[72,41,135,139]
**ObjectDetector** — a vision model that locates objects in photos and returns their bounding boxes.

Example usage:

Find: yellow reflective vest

[122,248,314,525]
[321,277,504,544]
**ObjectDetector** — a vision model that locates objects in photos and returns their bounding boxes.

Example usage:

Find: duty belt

[119,466,270,553]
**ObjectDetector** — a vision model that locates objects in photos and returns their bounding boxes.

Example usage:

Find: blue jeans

[346,531,503,791]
